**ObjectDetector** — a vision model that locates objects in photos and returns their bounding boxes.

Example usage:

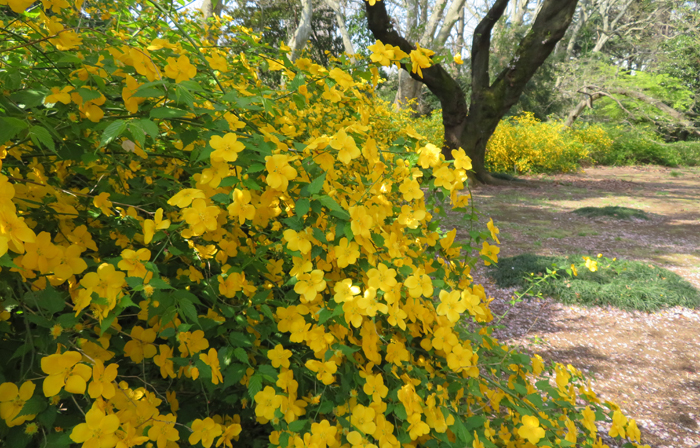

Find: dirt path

[459,166,700,447]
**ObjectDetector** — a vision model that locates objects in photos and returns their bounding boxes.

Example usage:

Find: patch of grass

[573,206,649,220]
[489,254,700,311]
[670,171,683,177]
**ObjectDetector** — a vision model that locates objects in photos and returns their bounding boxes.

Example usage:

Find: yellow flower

[479,242,499,266]
[453,54,464,65]
[436,290,467,323]
[363,374,388,402]
[264,154,297,191]
[123,326,157,362]
[168,189,205,208]
[584,256,598,272]
[626,419,641,442]
[87,360,118,399]
[154,344,177,379]
[164,55,197,83]
[182,198,220,236]
[399,178,423,201]
[349,206,373,239]
[254,386,283,420]
[45,86,73,105]
[283,229,312,254]
[178,330,209,357]
[0,381,36,426]
[486,218,500,244]
[189,417,223,448]
[517,415,545,444]
[70,406,120,448]
[147,413,180,448]
[608,410,627,438]
[216,422,243,448]
[40,351,92,397]
[206,54,228,72]
[228,189,256,225]
[93,192,113,216]
[267,344,292,369]
[200,348,223,385]
[118,248,151,278]
[404,269,433,298]
[333,279,360,303]
[366,263,397,292]
[305,359,337,385]
[350,404,376,435]
[409,44,435,79]
[294,269,326,302]
[333,238,360,268]
[80,262,126,304]
[330,129,360,164]
[143,208,171,245]
[407,413,430,440]
[210,133,245,163]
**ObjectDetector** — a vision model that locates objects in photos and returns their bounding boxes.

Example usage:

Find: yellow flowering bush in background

[0,1,643,448]
[485,113,612,174]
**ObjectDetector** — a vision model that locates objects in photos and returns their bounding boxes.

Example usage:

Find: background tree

[364,0,580,184]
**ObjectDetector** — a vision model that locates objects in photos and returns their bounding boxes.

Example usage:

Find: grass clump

[573,206,650,220]
[489,253,700,311]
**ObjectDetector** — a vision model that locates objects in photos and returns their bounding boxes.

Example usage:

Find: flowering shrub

[485,113,612,174]
[0,2,645,448]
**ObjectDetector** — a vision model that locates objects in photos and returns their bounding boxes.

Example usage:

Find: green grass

[488,254,700,311]
[572,206,650,220]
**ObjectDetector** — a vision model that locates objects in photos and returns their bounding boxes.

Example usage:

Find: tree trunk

[324,0,356,59]
[201,0,224,22]
[288,0,314,61]
[365,0,580,184]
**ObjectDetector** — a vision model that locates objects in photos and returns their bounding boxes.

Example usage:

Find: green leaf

[29,126,56,153]
[149,278,174,290]
[451,417,473,443]
[174,85,195,109]
[246,163,265,173]
[233,347,249,365]
[308,173,327,194]
[140,119,160,139]
[150,108,189,119]
[260,304,275,322]
[99,120,126,148]
[318,196,350,220]
[295,198,310,218]
[128,122,146,149]
[10,90,45,108]
[17,395,47,418]
[229,332,253,348]
[247,374,263,399]
[179,299,199,325]
[0,117,28,144]
[133,86,164,98]
[288,419,307,432]
[76,88,102,103]
[100,313,117,336]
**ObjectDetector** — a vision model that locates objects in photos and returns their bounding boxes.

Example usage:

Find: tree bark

[365,0,580,184]
[288,0,314,61]
[201,0,224,23]
[324,0,356,59]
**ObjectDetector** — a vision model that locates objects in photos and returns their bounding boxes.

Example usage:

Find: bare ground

[454,166,700,448]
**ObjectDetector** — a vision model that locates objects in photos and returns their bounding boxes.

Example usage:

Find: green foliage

[489,254,700,311]
[573,206,650,221]
[590,126,700,167]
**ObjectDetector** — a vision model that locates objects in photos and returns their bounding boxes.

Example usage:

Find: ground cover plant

[0,2,649,448]
[572,206,650,221]
[488,254,700,311]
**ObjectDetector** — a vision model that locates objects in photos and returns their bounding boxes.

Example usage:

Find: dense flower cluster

[0,1,644,448]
